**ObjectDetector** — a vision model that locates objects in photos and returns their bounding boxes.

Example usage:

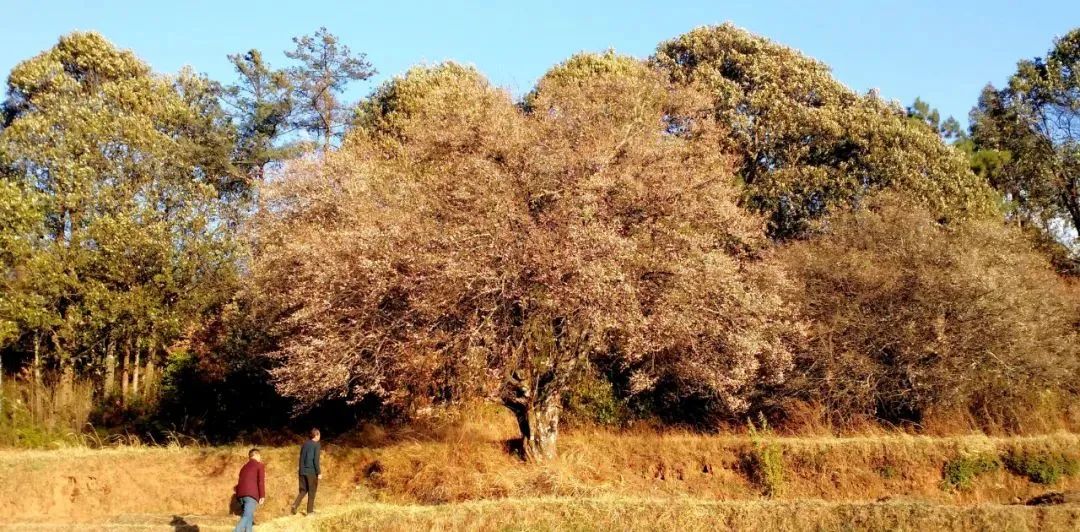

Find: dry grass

[344,430,1080,506]
[262,496,1080,532]
[0,379,98,448]
[1,412,1078,528]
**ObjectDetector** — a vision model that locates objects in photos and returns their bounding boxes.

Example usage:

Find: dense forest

[1,24,1079,460]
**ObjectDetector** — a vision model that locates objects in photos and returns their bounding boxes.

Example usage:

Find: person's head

[249,448,261,462]
[310,428,321,442]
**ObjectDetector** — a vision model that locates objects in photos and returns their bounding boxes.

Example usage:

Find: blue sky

[2,1,1077,126]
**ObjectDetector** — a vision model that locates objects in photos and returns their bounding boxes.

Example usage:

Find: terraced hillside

[2,429,1079,530]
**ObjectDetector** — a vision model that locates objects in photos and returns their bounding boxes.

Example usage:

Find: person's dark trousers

[290,473,318,514]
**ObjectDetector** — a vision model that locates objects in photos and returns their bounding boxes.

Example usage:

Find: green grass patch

[1003,451,1080,485]
[940,454,1001,491]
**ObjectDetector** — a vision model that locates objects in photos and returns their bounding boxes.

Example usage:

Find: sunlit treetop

[653,24,997,238]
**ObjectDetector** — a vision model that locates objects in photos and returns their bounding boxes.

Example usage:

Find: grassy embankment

[1,409,1079,531]
[263,496,1080,532]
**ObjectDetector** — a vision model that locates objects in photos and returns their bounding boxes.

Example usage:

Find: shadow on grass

[169,515,199,531]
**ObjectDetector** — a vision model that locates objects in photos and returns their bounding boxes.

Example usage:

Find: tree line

[0,28,369,406]
[1,24,1078,458]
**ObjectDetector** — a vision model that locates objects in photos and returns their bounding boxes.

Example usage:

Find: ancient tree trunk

[500,318,588,462]
[514,395,560,462]
[501,370,563,462]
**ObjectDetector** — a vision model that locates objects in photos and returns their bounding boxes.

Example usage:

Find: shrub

[941,454,1001,491]
[561,366,629,428]
[1003,451,1080,485]
[776,194,1080,428]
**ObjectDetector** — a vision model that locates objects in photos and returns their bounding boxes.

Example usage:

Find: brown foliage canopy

[778,195,1080,427]
[252,55,797,418]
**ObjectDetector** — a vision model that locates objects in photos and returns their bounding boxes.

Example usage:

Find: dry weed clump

[0,379,97,448]
[744,416,785,497]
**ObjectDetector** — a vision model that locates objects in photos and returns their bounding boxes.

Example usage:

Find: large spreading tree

[253,55,797,460]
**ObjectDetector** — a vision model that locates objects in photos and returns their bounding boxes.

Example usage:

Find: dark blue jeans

[234,496,257,532]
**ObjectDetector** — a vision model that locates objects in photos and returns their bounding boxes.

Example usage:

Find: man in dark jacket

[290,428,322,515]
[233,448,265,532]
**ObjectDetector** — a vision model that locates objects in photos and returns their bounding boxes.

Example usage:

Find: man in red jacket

[233,448,265,532]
